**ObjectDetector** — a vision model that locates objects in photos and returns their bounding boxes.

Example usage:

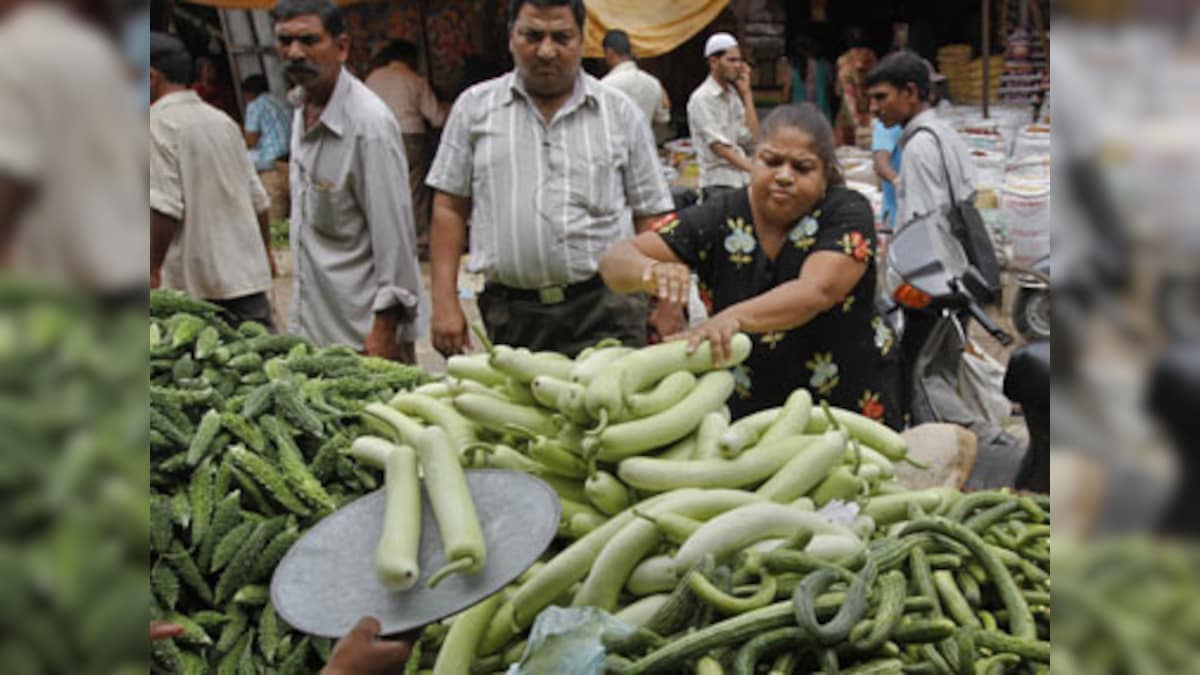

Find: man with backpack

[864,52,993,422]
[865,51,977,227]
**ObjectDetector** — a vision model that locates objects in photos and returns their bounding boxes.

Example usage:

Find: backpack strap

[911,126,958,205]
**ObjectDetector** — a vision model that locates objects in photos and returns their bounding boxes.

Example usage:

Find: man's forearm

[258,211,272,257]
[741,90,760,139]
[151,209,181,275]
[712,143,755,174]
[0,175,34,264]
[873,152,898,184]
[429,195,469,304]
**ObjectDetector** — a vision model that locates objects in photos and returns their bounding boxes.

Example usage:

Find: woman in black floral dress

[600,104,901,427]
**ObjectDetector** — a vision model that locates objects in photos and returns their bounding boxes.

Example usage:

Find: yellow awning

[583,0,730,58]
[181,0,359,10]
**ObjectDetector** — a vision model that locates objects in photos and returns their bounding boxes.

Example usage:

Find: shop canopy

[181,0,356,10]
[181,0,728,59]
[582,0,729,58]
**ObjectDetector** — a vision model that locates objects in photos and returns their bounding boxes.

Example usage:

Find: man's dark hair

[241,74,270,95]
[758,103,844,186]
[602,30,633,57]
[149,32,193,85]
[508,0,584,30]
[379,39,420,68]
[865,50,930,101]
[271,0,346,36]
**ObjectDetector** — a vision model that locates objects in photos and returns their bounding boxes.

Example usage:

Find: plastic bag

[505,606,635,675]
[958,339,1010,428]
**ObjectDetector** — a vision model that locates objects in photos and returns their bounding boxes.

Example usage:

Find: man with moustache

[426,0,673,358]
[687,32,760,201]
[273,0,422,362]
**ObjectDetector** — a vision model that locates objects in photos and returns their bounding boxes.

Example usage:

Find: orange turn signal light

[894,283,933,309]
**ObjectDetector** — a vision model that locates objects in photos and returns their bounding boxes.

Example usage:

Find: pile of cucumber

[1052,537,1198,675]
[148,289,431,674]
[410,489,1050,675]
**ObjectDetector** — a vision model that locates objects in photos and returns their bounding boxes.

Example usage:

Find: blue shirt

[871,119,903,227]
[244,93,292,170]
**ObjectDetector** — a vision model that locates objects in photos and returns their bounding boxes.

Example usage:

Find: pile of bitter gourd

[148,289,430,674]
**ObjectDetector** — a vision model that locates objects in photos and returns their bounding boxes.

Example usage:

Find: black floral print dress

[654,185,902,428]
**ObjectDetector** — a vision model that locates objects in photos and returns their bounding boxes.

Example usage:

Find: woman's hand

[668,310,743,366]
[643,261,692,305]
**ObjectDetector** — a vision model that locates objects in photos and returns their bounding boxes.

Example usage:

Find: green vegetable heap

[148,289,430,674]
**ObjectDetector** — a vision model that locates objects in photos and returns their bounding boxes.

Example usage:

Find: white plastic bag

[957,340,1010,428]
[506,606,635,675]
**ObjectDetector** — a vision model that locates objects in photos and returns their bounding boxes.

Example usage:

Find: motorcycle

[882,207,1028,489]
[1147,343,1200,535]
[1003,340,1049,493]
[1155,235,1200,341]
[1012,253,1051,342]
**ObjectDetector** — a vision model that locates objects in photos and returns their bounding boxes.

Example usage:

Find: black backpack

[912,127,1003,304]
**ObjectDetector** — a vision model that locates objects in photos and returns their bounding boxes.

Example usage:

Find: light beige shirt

[0,4,146,291]
[601,61,670,127]
[150,90,271,300]
[289,69,422,348]
[686,75,753,189]
[897,108,979,226]
[364,62,445,135]
[427,71,673,289]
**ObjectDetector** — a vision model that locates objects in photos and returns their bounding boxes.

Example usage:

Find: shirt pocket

[567,147,624,218]
[305,174,360,241]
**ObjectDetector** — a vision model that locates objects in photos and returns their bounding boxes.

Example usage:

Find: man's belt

[485,275,606,305]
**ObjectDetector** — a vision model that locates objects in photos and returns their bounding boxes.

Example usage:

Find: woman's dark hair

[379,39,420,68]
[508,0,584,30]
[149,32,193,85]
[865,50,930,102]
[758,103,843,185]
[271,0,346,37]
[790,35,817,67]
[241,74,269,95]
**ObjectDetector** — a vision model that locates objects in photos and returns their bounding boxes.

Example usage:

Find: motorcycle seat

[1148,344,1200,443]
[1003,340,1050,412]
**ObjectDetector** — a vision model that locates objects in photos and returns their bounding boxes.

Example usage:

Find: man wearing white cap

[686,32,759,200]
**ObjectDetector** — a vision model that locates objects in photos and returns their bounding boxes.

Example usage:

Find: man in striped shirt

[427,0,673,357]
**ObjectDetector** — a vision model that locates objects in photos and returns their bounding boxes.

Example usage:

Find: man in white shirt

[686,32,759,200]
[0,0,146,297]
[149,32,276,327]
[865,50,976,226]
[600,30,670,133]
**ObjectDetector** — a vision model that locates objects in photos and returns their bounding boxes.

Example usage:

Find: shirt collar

[610,60,638,76]
[700,74,732,99]
[151,89,201,110]
[505,69,599,114]
[901,107,938,142]
[309,68,353,138]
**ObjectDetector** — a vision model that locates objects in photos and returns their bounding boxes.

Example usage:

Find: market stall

[149,288,1050,674]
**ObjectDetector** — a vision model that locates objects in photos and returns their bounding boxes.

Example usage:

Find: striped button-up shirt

[427,71,673,289]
